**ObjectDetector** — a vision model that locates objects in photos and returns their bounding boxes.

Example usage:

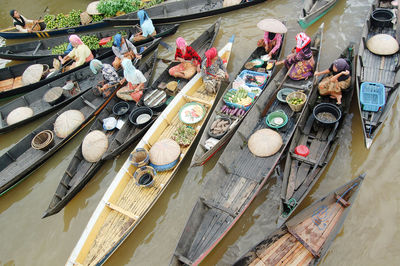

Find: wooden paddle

[30,6,49,31]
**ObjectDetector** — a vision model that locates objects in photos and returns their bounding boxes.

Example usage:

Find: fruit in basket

[288,97,304,105]
[237,96,253,106]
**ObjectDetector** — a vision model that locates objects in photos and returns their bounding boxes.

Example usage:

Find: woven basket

[286,91,307,112]
[130,148,149,168]
[133,166,156,187]
[31,130,55,151]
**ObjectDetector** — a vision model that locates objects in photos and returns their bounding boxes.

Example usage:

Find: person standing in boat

[58,35,94,70]
[90,59,121,98]
[169,37,202,79]
[9,10,45,33]
[131,10,157,42]
[201,47,229,94]
[256,19,287,58]
[276,32,314,80]
[112,33,142,70]
[117,58,147,102]
[314,58,351,104]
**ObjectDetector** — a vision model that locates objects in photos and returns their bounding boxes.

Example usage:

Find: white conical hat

[6,107,33,125]
[257,19,287,34]
[22,64,44,85]
[54,110,85,138]
[367,34,399,55]
[248,128,283,157]
[87,1,102,15]
[149,139,180,165]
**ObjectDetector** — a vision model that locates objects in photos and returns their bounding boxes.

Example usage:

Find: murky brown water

[1,0,400,265]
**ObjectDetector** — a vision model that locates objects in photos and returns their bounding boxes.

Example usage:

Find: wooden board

[0,78,14,92]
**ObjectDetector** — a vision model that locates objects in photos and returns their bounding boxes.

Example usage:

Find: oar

[30,6,49,31]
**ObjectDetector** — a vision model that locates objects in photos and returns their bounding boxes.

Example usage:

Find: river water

[0,0,399,265]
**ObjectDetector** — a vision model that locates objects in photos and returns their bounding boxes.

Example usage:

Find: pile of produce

[223,88,253,106]
[242,73,267,87]
[172,125,196,147]
[98,0,164,17]
[220,105,246,117]
[288,97,304,105]
[44,10,83,29]
[210,118,230,136]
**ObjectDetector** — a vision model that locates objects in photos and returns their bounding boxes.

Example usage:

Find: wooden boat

[104,0,267,25]
[0,24,179,60]
[170,24,324,266]
[0,77,121,195]
[66,32,233,266]
[234,174,365,266]
[0,39,160,134]
[42,50,158,218]
[356,1,400,149]
[298,0,338,29]
[277,43,356,228]
[102,18,223,160]
[191,35,285,166]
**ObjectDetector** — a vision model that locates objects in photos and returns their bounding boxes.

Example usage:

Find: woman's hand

[120,77,126,85]
[257,39,265,47]
[177,57,184,63]
[330,76,338,82]
[275,60,284,66]
[225,72,229,80]
[136,54,142,59]
[268,51,273,58]
[342,70,350,75]
[196,64,201,72]
[314,71,321,76]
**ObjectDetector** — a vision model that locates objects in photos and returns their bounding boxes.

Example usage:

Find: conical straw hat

[257,19,287,34]
[248,128,283,157]
[367,34,399,55]
[87,1,102,15]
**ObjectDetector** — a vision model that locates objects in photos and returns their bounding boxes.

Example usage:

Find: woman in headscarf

[112,33,141,70]
[257,31,282,58]
[132,10,157,42]
[117,58,147,102]
[201,47,229,94]
[314,58,351,104]
[90,59,120,98]
[58,35,94,70]
[276,32,314,80]
[9,10,45,33]
[168,37,202,79]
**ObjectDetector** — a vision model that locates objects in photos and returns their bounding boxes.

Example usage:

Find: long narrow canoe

[170,24,324,266]
[298,0,338,29]
[0,76,122,196]
[191,33,285,166]
[0,24,179,60]
[105,0,267,25]
[356,1,400,149]
[42,50,158,218]
[66,32,233,266]
[102,18,222,160]
[234,174,365,265]
[0,39,160,134]
[277,43,356,227]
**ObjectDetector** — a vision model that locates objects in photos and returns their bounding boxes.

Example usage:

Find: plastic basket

[360,82,385,112]
[223,88,255,111]
[238,70,269,88]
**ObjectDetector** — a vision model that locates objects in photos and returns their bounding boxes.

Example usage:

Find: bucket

[130,148,149,167]
[313,103,342,126]
[112,101,130,116]
[266,110,288,129]
[133,166,156,187]
[371,9,394,27]
[286,91,307,112]
[129,107,153,128]
[31,130,55,151]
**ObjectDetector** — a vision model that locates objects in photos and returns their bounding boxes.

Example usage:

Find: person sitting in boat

[58,35,94,70]
[169,37,202,79]
[256,19,286,58]
[276,32,314,80]
[90,59,120,98]
[314,58,351,104]
[112,33,141,70]
[131,10,157,42]
[117,58,147,102]
[9,10,45,33]
[201,47,229,94]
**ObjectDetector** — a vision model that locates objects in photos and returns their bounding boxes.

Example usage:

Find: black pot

[129,107,153,128]
[313,103,342,126]
[112,101,130,116]
[371,9,394,27]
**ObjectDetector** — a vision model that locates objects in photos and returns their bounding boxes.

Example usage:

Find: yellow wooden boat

[66,35,234,266]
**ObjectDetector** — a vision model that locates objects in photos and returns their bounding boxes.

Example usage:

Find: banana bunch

[237,96,253,106]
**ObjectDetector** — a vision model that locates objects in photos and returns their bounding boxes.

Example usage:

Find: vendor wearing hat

[314,58,351,104]
[276,32,315,81]
[112,33,141,70]
[256,19,286,58]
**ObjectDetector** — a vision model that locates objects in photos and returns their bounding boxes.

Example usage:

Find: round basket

[208,116,231,139]
[41,64,50,78]
[133,166,156,187]
[286,91,307,112]
[31,130,55,151]
[112,101,130,116]
[130,148,149,168]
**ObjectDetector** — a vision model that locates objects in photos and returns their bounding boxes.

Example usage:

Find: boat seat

[335,193,350,207]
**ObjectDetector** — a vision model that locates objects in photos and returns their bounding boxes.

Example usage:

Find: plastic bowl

[313,103,342,126]
[277,88,295,103]
[113,101,130,116]
[129,107,153,128]
[266,110,288,129]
